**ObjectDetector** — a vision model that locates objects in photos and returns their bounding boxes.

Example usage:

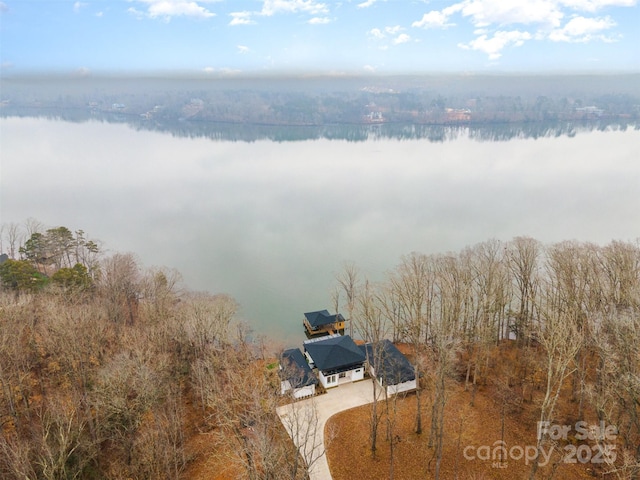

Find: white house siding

[319,367,364,388]
[351,367,364,382]
[280,380,316,398]
[293,385,316,398]
[281,379,292,395]
[385,379,417,396]
[318,371,336,389]
[368,364,416,396]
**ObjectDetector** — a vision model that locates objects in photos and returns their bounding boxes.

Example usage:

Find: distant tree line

[2,75,639,131]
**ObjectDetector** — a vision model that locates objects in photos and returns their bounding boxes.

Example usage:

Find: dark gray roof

[281,348,318,388]
[360,340,415,385]
[304,335,365,371]
[304,309,345,328]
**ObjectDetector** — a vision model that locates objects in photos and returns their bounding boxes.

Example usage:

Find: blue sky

[1,0,638,75]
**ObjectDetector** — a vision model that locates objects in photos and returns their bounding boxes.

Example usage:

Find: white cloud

[129,0,217,20]
[413,0,635,32]
[358,0,378,7]
[229,11,255,25]
[127,7,145,19]
[368,28,385,39]
[363,64,376,72]
[260,0,328,16]
[413,0,564,31]
[229,0,329,24]
[412,7,459,28]
[410,0,633,60]
[385,25,403,34]
[392,33,411,45]
[558,0,637,11]
[413,3,465,28]
[459,30,532,59]
[73,2,88,13]
[308,16,331,24]
[369,26,410,47]
[0,2,8,13]
[459,0,564,28]
[548,15,616,41]
[237,45,250,54]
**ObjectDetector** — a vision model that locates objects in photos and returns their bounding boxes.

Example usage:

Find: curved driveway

[276,379,378,480]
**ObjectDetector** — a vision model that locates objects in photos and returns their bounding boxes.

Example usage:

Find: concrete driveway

[276,379,379,480]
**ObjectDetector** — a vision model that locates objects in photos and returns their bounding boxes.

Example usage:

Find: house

[279,348,318,399]
[360,340,417,396]
[303,309,346,336]
[303,334,365,389]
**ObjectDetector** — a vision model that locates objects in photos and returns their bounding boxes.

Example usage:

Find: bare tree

[507,236,541,344]
[545,241,602,418]
[98,253,141,324]
[140,266,182,321]
[0,223,23,260]
[205,340,299,480]
[471,239,511,345]
[183,291,237,358]
[599,240,640,311]
[91,334,169,472]
[529,305,582,479]
[0,428,37,479]
[129,385,186,480]
[388,252,434,435]
[427,261,461,480]
[591,310,640,479]
[336,261,360,337]
[24,218,44,238]
[33,393,96,480]
[354,279,389,454]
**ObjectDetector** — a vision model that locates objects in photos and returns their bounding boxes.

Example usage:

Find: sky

[0,0,639,75]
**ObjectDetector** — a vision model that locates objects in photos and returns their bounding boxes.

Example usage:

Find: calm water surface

[1,118,639,343]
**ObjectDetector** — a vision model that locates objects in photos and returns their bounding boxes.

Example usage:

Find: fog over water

[2,117,639,343]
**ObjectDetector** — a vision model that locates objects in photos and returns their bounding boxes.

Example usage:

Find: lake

[1,117,639,344]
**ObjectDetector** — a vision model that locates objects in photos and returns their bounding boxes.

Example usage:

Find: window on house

[326,375,335,384]
[339,372,346,378]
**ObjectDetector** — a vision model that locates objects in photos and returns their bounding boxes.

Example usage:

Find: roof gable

[304,309,344,328]
[360,340,415,384]
[280,348,318,388]
[304,335,365,371]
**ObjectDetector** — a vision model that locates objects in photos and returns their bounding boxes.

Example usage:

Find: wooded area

[0,221,311,479]
[1,220,639,479]
[335,237,640,479]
